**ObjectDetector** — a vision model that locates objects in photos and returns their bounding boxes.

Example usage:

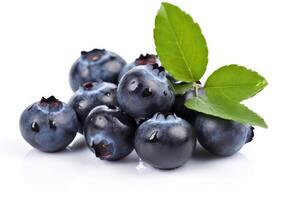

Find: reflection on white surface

[22,136,87,194]
[136,158,148,173]
[1,133,268,200]
[188,145,254,179]
[20,135,254,195]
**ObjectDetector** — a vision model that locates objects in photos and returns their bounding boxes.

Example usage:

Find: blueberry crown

[135,54,158,65]
[82,82,95,90]
[81,49,106,61]
[39,96,62,110]
[147,64,166,78]
[81,81,105,91]
[246,126,255,143]
[151,63,165,72]
[152,112,178,121]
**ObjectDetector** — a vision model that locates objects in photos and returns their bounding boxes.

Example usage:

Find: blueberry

[69,81,118,133]
[194,113,254,156]
[84,105,137,161]
[118,54,159,82]
[134,113,196,169]
[171,86,204,123]
[117,64,175,120]
[69,49,126,91]
[19,96,78,152]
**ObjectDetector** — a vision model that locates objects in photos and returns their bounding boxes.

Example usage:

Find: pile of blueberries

[20,49,254,170]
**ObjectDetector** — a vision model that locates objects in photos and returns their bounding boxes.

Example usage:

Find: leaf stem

[193,82,200,97]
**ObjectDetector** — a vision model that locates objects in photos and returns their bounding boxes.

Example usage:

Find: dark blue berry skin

[19,96,78,152]
[69,81,118,133]
[134,113,196,169]
[117,64,175,120]
[118,54,159,82]
[194,114,254,156]
[84,105,137,161]
[69,49,126,92]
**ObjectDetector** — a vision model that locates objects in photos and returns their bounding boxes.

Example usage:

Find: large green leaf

[185,94,268,128]
[205,65,267,102]
[154,2,208,82]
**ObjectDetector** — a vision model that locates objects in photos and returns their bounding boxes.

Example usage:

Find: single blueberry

[69,81,118,133]
[134,113,196,169]
[69,49,126,91]
[19,96,78,152]
[84,105,137,161]
[117,64,175,120]
[194,113,254,156]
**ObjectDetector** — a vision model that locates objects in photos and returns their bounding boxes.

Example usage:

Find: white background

[0,0,299,199]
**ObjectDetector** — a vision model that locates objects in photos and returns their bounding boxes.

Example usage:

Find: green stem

[193,82,199,97]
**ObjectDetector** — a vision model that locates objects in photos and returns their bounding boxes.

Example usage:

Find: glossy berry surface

[134,113,196,169]
[69,81,117,133]
[19,96,78,152]
[84,105,137,161]
[118,54,159,82]
[117,64,175,120]
[69,49,126,91]
[194,114,254,156]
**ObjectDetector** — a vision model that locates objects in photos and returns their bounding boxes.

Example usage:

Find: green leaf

[204,64,268,102]
[185,94,268,128]
[154,2,208,83]
[173,82,193,95]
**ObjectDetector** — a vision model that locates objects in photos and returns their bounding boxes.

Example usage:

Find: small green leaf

[185,94,268,128]
[154,2,208,82]
[173,82,193,95]
[205,65,268,102]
